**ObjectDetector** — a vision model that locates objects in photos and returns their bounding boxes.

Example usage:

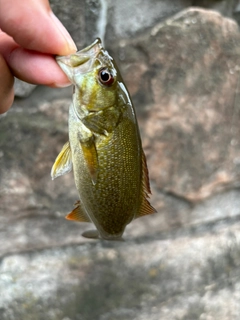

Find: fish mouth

[56,38,103,76]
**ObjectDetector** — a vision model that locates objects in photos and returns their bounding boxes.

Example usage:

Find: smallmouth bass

[51,38,156,240]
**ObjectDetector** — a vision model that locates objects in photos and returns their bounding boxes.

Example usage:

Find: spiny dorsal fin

[51,141,72,180]
[66,201,91,223]
[136,150,157,218]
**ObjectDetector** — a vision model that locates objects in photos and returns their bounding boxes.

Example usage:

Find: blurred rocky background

[1,0,240,319]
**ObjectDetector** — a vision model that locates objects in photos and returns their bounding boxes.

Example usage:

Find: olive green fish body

[69,103,141,239]
[51,39,156,240]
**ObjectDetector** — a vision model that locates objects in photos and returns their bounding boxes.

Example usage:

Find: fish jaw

[56,38,102,83]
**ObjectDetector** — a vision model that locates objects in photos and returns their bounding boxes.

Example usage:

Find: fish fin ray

[136,150,157,218]
[142,150,152,196]
[80,137,98,185]
[66,202,91,222]
[51,141,72,180]
[137,198,157,218]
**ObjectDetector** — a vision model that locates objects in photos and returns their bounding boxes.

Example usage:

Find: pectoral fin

[82,107,121,135]
[51,141,72,180]
[80,136,98,185]
[136,151,157,218]
[66,201,91,222]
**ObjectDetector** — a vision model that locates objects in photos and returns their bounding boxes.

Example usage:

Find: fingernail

[50,12,77,53]
[55,82,72,88]
[51,80,72,88]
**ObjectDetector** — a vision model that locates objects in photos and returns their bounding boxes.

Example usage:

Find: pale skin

[0,0,77,114]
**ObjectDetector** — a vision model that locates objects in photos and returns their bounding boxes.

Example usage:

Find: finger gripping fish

[51,38,156,240]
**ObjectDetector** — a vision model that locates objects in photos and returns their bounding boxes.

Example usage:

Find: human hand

[0,0,77,114]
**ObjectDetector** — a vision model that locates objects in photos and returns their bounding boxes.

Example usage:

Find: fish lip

[77,38,102,54]
[56,38,102,68]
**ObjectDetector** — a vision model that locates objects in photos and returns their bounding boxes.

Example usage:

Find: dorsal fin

[136,150,157,218]
[142,151,151,196]
[138,198,157,217]
[66,201,91,223]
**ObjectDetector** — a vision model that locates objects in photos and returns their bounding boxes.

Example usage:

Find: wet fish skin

[51,38,156,240]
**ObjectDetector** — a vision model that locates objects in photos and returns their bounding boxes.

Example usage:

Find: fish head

[56,38,119,112]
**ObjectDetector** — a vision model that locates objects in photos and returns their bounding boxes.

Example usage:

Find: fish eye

[98,68,114,86]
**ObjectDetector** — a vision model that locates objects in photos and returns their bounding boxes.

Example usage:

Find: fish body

[51,39,156,240]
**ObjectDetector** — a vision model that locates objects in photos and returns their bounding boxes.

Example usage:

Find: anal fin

[66,202,91,223]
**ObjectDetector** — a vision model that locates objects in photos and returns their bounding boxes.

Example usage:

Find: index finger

[0,0,76,55]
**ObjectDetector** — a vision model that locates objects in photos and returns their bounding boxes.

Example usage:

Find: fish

[51,38,156,240]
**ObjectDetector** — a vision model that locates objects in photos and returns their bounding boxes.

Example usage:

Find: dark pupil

[101,70,110,82]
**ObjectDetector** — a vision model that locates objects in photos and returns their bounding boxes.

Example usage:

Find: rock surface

[193,0,239,18]
[49,0,101,49]
[1,7,240,320]
[116,8,240,202]
[14,78,36,98]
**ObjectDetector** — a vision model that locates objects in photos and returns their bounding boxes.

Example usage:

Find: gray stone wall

[49,0,240,47]
[2,1,240,319]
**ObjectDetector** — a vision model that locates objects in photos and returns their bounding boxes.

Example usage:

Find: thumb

[0,53,14,114]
